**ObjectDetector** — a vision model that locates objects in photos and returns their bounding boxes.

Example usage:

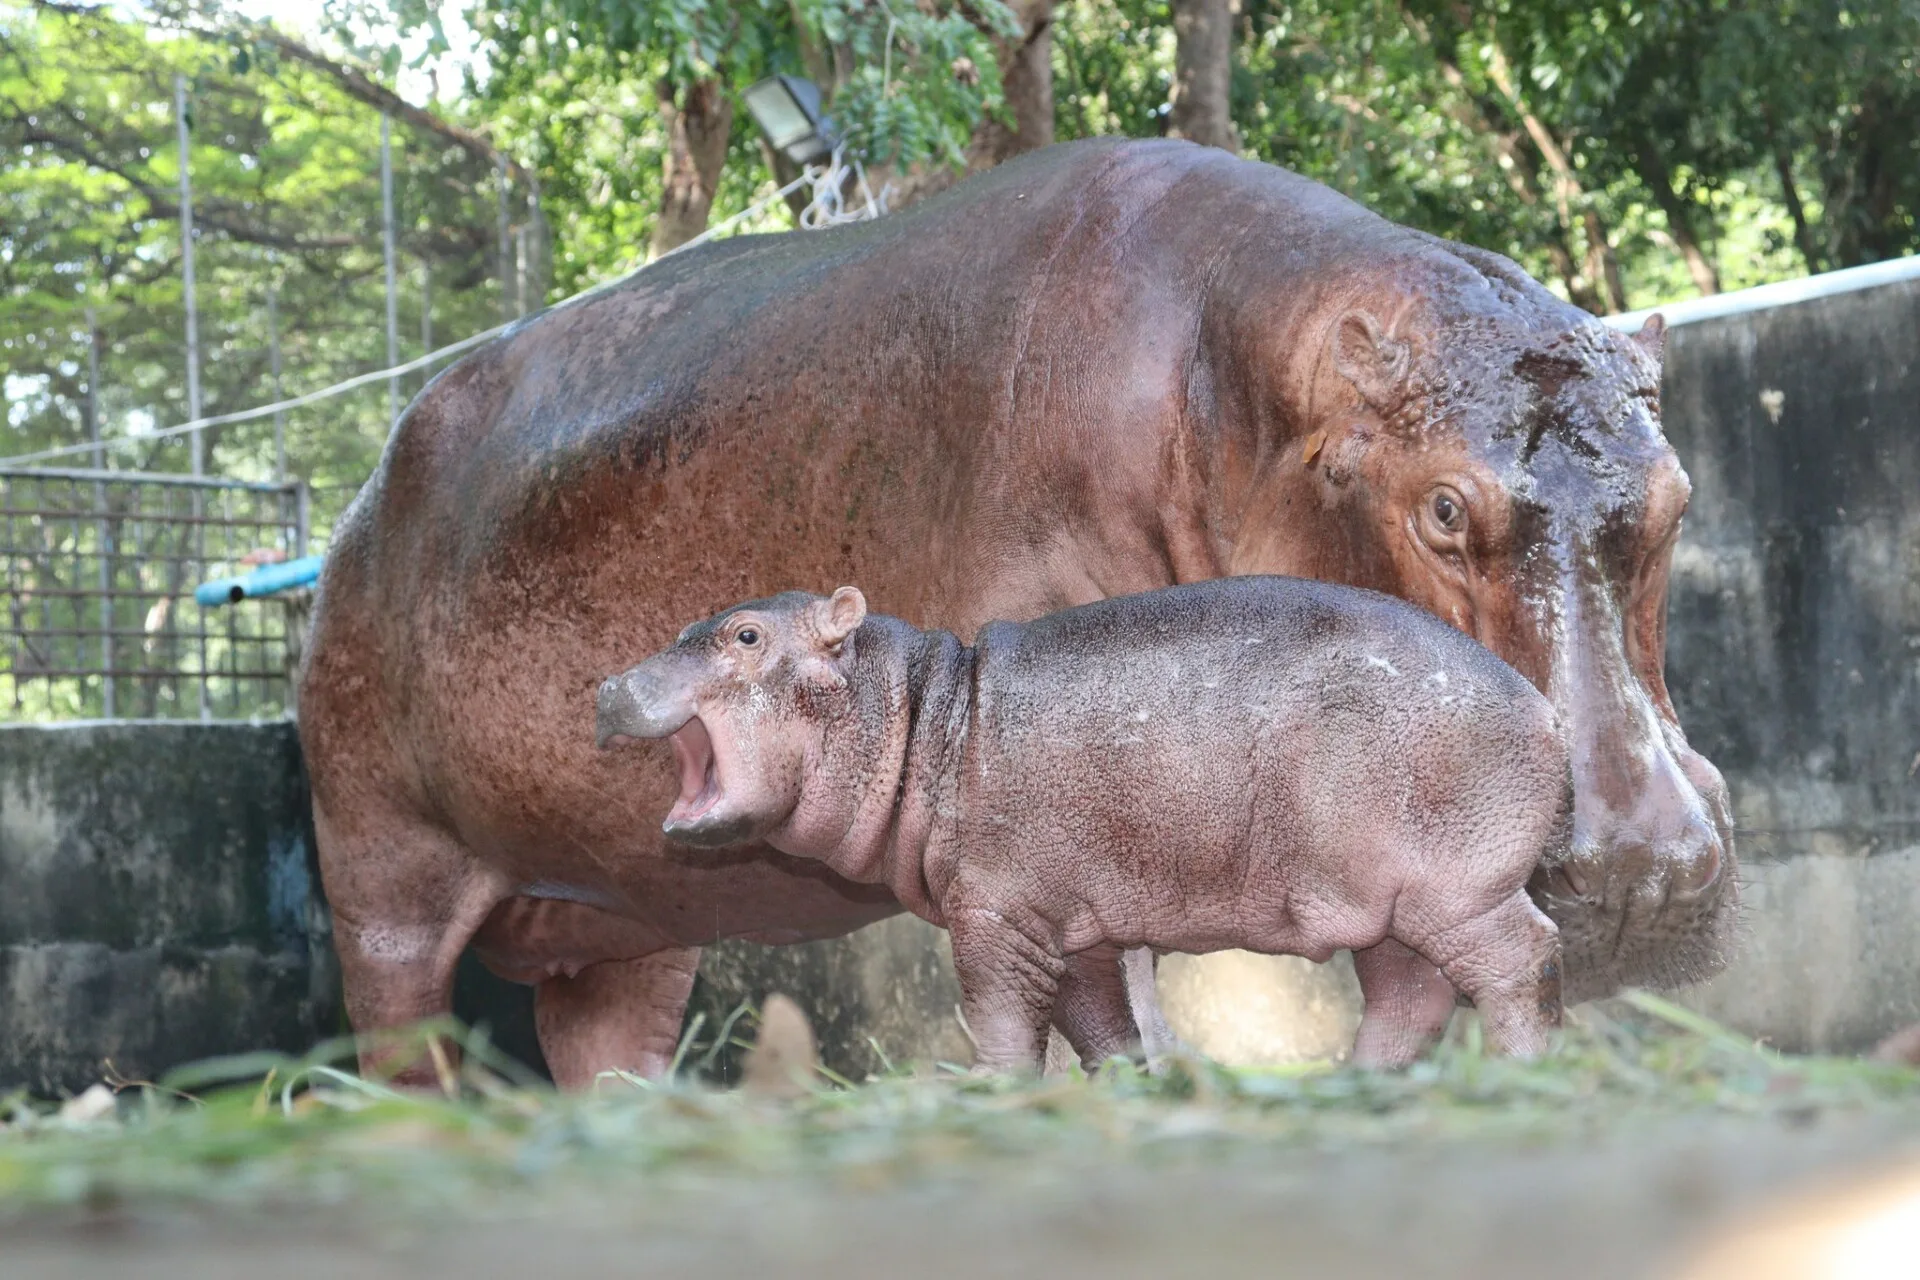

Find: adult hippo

[301,137,1736,1087]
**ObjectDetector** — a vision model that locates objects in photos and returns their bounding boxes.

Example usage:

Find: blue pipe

[194,555,325,607]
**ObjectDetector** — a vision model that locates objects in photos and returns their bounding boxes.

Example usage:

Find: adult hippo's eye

[1417,484,1471,563]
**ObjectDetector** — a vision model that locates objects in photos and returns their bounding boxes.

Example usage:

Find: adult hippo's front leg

[313,799,510,1087]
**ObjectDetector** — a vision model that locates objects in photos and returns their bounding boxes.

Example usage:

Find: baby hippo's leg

[1351,940,1458,1069]
[1405,890,1563,1058]
[1052,944,1141,1070]
[947,906,1067,1073]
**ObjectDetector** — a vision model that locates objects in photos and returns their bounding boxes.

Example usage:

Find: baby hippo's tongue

[667,717,722,825]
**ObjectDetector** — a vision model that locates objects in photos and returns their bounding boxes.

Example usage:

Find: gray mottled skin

[598,577,1571,1071]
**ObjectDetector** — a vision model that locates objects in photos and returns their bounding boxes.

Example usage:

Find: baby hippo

[596,578,1571,1071]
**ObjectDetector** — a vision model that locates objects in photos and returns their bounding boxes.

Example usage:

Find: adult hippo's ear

[1333,309,1414,415]
[813,586,868,652]
[1632,313,1667,364]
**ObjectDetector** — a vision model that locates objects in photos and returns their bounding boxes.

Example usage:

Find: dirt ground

[7,1107,1918,1279]
[6,998,1918,1279]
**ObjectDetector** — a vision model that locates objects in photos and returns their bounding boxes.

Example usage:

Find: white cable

[1,171,814,469]
[798,144,892,231]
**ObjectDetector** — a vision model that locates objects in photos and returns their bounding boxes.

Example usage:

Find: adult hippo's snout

[1532,532,1740,1003]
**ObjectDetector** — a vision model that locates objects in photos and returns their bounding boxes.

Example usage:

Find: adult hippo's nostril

[1663,827,1725,901]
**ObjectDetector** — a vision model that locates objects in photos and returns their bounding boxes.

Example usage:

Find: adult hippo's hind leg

[314,799,509,1087]
[534,947,701,1089]
[1351,939,1458,1069]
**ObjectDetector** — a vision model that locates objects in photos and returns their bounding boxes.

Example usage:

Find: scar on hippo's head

[594,586,872,848]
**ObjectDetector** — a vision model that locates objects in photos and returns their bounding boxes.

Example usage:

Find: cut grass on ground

[1,992,1915,1220]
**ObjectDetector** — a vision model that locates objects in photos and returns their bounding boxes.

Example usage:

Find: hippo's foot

[318,801,509,1090]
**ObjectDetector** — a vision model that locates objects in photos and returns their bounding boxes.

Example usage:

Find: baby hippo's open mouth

[666,716,723,828]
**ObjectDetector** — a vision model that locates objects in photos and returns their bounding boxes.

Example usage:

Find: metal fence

[1,467,310,721]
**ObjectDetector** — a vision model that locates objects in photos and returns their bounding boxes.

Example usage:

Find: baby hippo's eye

[735,627,761,648]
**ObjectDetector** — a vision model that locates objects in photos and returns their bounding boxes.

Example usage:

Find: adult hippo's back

[301,137,1735,1087]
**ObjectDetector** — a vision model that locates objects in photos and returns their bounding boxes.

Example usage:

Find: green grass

[2,993,1915,1219]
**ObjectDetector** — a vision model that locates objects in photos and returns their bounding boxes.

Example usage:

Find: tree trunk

[884,0,1056,211]
[1400,6,1596,310]
[1582,210,1628,314]
[650,77,734,260]
[971,0,1057,167]
[1771,141,1824,274]
[1170,0,1238,151]
[1632,137,1721,296]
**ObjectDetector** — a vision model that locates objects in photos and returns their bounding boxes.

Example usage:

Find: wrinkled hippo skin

[600,581,1573,1070]
[299,137,1733,1087]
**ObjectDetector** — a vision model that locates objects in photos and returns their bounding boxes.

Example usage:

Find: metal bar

[6,668,290,681]
[0,509,288,531]
[0,468,300,493]
[516,224,528,318]
[175,73,203,478]
[0,626,237,640]
[497,154,513,323]
[382,113,401,428]
[420,260,433,389]
[268,285,286,482]
[87,311,114,717]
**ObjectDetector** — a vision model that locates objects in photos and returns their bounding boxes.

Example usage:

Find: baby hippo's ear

[814,586,868,650]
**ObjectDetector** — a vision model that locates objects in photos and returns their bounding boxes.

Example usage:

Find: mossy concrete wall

[1659,276,1920,1052]
[0,722,338,1094]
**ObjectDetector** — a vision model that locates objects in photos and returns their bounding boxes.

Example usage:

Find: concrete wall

[1660,277,1920,1052]
[3,278,1915,1089]
[0,722,338,1094]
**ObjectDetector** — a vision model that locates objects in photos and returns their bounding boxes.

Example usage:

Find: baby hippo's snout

[595,657,698,748]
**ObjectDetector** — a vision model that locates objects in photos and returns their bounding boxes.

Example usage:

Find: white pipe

[1605,253,1920,332]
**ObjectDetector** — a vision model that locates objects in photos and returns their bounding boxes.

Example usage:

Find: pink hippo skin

[597,578,1572,1071]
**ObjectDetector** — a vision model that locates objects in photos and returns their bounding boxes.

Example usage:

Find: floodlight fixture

[744,74,839,167]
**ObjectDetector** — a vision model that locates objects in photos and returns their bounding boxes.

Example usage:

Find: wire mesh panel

[0,467,309,721]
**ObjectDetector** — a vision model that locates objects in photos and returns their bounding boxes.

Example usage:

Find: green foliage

[1057,0,1920,312]
[5,0,1918,495]
[0,1,506,487]
[476,0,1018,168]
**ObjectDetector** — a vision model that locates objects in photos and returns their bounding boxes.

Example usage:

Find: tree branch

[1762,105,1824,274]
[1631,135,1721,295]
[243,28,533,187]
[1398,4,1595,308]
[8,112,359,251]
